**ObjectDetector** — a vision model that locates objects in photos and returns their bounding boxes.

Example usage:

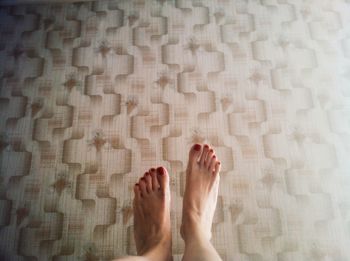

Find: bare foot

[181,144,221,242]
[133,167,172,261]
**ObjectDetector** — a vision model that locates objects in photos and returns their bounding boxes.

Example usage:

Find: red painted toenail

[145,172,150,176]
[204,144,209,148]
[135,183,139,186]
[218,162,221,165]
[213,155,216,158]
[194,144,201,151]
[210,149,213,152]
[150,168,156,172]
[141,177,145,180]
[157,167,165,175]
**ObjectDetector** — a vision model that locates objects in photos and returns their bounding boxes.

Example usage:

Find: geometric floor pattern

[0,0,350,260]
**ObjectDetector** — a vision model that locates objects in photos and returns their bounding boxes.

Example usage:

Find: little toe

[156,166,169,193]
[149,168,160,190]
[189,144,202,164]
[213,161,221,177]
[199,144,210,165]
[134,183,141,201]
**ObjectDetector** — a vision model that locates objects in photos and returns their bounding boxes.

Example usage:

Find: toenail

[145,172,150,176]
[135,183,139,186]
[150,168,156,172]
[141,177,145,180]
[194,144,201,151]
[213,155,216,158]
[157,167,165,175]
[210,149,213,152]
[218,162,221,165]
[204,144,209,148]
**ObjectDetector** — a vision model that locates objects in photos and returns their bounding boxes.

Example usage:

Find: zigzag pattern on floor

[0,0,350,260]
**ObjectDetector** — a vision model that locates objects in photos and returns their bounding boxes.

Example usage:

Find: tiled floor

[0,0,350,260]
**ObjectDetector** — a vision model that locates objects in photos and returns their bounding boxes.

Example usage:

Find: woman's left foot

[133,167,172,261]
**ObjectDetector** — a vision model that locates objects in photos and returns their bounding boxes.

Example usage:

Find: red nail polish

[157,167,165,175]
[150,168,156,172]
[210,149,213,152]
[218,162,221,165]
[213,155,216,158]
[145,172,150,176]
[141,177,145,180]
[204,144,209,148]
[135,183,139,186]
[194,144,201,151]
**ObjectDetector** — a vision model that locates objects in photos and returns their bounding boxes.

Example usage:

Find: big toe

[156,166,169,193]
[189,144,202,163]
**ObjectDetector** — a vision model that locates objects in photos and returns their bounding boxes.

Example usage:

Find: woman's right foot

[181,144,221,242]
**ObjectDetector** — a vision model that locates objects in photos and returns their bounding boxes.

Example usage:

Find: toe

[205,149,214,168]
[209,155,217,172]
[144,172,153,193]
[134,183,141,200]
[213,161,221,177]
[149,168,160,190]
[189,144,202,164]
[199,144,210,165]
[156,166,169,193]
[139,177,148,196]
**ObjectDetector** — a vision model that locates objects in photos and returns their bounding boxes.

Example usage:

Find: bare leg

[181,144,223,261]
[114,167,172,261]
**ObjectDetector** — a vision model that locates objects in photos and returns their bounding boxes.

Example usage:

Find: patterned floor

[0,0,350,260]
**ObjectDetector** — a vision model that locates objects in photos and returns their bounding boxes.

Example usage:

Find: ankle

[182,211,207,242]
